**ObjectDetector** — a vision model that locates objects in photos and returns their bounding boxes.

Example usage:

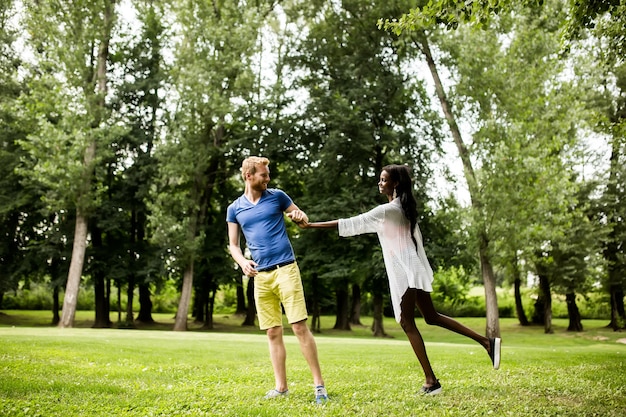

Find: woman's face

[378,170,395,196]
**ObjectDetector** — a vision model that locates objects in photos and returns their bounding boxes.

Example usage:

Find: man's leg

[291,320,324,387]
[266,325,288,392]
[255,270,288,394]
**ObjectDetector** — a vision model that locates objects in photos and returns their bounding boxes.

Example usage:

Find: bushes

[2,282,156,313]
[1,277,612,321]
[2,284,55,310]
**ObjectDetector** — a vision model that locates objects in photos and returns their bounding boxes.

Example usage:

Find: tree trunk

[511,251,530,326]
[59,0,114,328]
[125,205,137,326]
[609,285,625,330]
[124,276,135,326]
[350,283,362,325]
[192,280,204,323]
[203,288,215,330]
[333,285,351,330]
[136,284,154,323]
[416,33,500,338]
[52,284,60,326]
[538,274,553,334]
[235,275,246,315]
[242,277,256,326]
[603,114,626,331]
[479,234,501,337]
[116,282,122,322]
[93,268,110,328]
[566,292,583,331]
[514,277,530,326]
[134,203,153,324]
[310,273,321,333]
[174,263,194,331]
[106,277,111,321]
[59,210,89,328]
[91,225,110,328]
[371,292,387,337]
[172,145,219,331]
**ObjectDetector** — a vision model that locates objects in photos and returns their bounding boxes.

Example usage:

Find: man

[226,156,328,403]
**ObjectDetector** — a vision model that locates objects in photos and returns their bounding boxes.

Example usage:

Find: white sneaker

[489,337,501,370]
[315,385,328,404]
[264,389,288,399]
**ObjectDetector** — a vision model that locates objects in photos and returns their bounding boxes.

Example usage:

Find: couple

[226,156,501,402]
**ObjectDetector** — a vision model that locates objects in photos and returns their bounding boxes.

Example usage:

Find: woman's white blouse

[338,198,434,323]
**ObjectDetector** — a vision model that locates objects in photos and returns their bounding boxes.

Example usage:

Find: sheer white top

[338,198,433,322]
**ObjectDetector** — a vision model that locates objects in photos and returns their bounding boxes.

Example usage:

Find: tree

[20,0,123,327]
[150,0,274,331]
[0,0,39,309]
[98,1,168,327]
[580,46,626,331]
[402,28,501,337]
[456,4,602,333]
[288,0,442,333]
[381,0,613,336]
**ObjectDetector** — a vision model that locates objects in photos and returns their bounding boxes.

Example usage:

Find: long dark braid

[382,164,419,250]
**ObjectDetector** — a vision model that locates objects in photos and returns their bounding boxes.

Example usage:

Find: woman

[298,164,501,395]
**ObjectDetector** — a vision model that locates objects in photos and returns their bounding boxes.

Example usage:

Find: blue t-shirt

[226,189,295,270]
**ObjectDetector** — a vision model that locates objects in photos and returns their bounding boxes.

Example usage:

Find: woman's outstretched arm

[286,212,339,229]
[305,220,339,229]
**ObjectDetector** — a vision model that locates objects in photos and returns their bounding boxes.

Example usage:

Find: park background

[1,0,625,415]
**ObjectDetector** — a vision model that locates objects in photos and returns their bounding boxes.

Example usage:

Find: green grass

[1,311,625,416]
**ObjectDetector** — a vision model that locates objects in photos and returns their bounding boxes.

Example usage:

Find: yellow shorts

[254,262,308,330]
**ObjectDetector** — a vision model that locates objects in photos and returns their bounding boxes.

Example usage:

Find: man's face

[248,164,270,191]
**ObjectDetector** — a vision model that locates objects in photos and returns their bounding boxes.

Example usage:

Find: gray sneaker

[315,385,328,404]
[264,389,288,399]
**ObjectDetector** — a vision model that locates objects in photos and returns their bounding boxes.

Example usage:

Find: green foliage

[17,0,126,215]
[285,1,445,313]
[2,0,625,332]
[1,281,174,313]
[0,2,34,296]
[3,283,94,311]
[432,266,471,306]
[423,198,476,274]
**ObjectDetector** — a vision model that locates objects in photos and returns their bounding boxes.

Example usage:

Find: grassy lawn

[1,311,625,416]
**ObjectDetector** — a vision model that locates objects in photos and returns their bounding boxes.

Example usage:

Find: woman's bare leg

[400,289,438,387]
[413,289,490,352]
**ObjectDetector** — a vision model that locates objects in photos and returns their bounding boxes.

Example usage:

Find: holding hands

[287,209,309,227]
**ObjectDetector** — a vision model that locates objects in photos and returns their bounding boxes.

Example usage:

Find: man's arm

[227,222,258,276]
[285,203,339,229]
[285,203,309,226]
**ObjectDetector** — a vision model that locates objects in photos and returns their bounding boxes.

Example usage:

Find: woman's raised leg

[414,289,489,349]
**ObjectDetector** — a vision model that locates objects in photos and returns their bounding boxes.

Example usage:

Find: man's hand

[287,210,309,226]
[240,259,258,277]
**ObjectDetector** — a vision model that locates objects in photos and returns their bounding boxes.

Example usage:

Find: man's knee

[291,320,310,337]
[266,325,283,340]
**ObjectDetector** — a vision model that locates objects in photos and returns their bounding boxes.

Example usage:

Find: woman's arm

[287,211,338,229]
[305,220,339,229]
